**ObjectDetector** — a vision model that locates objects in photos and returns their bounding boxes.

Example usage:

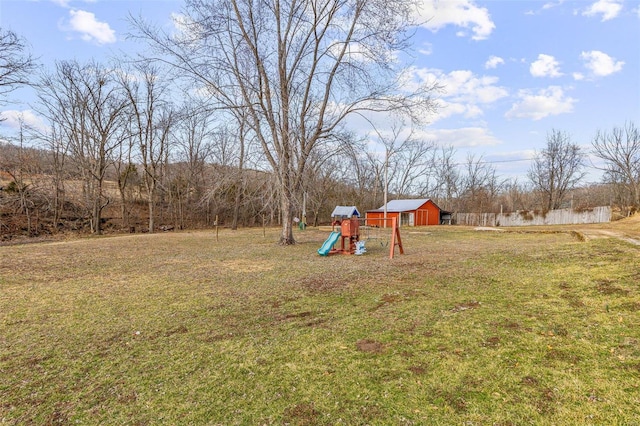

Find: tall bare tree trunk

[147,179,156,232]
[280,189,295,245]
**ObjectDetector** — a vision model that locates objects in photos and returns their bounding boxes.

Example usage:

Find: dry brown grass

[1,224,639,424]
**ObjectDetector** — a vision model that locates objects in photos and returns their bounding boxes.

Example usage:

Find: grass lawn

[1,226,639,425]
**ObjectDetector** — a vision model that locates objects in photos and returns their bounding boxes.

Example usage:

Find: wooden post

[389,216,404,259]
[215,214,219,242]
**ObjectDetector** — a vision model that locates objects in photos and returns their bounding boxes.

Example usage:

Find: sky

[1,0,639,183]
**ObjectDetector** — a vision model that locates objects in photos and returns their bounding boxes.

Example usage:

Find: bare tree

[499,178,535,213]
[0,29,36,106]
[28,115,71,230]
[119,63,174,233]
[338,136,380,209]
[304,155,341,225]
[36,60,130,234]
[368,121,423,220]
[209,109,254,230]
[0,118,39,234]
[131,0,437,244]
[112,132,137,230]
[389,139,436,198]
[458,154,502,213]
[528,130,585,211]
[591,122,640,212]
[423,145,459,211]
[172,104,215,228]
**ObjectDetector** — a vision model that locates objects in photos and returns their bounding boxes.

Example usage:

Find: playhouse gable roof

[372,199,433,213]
[331,205,360,218]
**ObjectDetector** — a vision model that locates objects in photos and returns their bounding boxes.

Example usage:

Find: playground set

[317,206,404,259]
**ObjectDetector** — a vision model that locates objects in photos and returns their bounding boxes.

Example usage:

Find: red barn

[366,199,442,227]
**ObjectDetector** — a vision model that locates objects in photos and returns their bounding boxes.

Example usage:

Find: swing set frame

[358,216,404,259]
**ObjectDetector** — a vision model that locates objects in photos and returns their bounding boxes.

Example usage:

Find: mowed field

[1,222,639,425]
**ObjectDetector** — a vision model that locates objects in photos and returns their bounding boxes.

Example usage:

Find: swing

[361,222,390,247]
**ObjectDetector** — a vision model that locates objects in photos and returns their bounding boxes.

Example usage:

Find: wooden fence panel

[453,206,611,227]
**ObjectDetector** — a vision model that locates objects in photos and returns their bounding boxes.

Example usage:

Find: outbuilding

[366,199,442,227]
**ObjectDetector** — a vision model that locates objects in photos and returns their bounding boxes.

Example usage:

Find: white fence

[454,206,611,227]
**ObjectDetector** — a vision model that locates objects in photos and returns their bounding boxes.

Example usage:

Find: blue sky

[1,0,639,182]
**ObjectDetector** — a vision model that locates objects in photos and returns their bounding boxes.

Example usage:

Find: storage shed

[366,199,441,227]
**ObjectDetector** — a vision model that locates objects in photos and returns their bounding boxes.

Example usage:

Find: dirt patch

[481,336,501,348]
[360,404,385,421]
[370,293,404,311]
[45,402,73,425]
[165,324,189,337]
[452,301,481,312]
[545,348,580,364]
[596,279,629,296]
[304,318,328,327]
[580,229,640,245]
[492,320,526,331]
[474,227,505,232]
[408,364,429,375]
[283,402,320,425]
[25,353,53,367]
[535,387,557,414]
[284,311,312,319]
[435,390,468,413]
[356,339,385,354]
[560,292,586,308]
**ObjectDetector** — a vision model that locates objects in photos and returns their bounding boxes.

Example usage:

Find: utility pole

[383,147,390,228]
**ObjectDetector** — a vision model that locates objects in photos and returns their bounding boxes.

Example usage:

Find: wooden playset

[317,206,403,259]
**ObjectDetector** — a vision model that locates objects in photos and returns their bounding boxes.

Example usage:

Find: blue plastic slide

[318,231,341,256]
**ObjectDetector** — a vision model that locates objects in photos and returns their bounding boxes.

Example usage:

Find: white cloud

[0,110,49,133]
[401,67,508,123]
[505,86,576,121]
[525,0,565,15]
[530,54,563,78]
[62,9,116,45]
[416,0,495,41]
[543,1,565,10]
[582,0,623,21]
[485,55,504,69]
[435,99,482,120]
[441,70,509,104]
[580,50,624,77]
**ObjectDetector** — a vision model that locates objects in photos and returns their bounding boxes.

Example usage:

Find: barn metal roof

[371,199,431,212]
[331,205,360,218]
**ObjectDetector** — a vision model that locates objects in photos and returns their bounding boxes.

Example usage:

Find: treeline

[0,119,636,240]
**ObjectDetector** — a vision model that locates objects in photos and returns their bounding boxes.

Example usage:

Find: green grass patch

[1,227,639,424]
